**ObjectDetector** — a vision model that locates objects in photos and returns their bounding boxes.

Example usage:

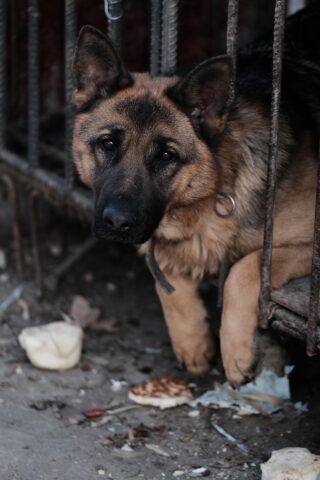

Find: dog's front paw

[173,330,215,376]
[220,330,256,387]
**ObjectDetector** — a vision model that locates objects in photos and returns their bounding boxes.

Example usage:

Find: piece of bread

[129,377,192,409]
[18,321,83,370]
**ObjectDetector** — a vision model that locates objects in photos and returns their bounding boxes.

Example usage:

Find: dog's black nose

[102,204,132,232]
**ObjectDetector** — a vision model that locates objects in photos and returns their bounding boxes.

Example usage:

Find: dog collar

[214,192,236,217]
[146,239,175,294]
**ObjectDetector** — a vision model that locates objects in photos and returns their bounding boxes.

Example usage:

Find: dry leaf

[68,295,100,328]
[88,317,118,333]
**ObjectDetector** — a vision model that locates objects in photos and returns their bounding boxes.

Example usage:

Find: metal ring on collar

[104,0,123,21]
[214,192,236,218]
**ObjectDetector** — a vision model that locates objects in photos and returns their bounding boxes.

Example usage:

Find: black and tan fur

[72,4,320,386]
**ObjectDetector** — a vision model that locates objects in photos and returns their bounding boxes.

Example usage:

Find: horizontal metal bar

[271,304,320,348]
[8,129,67,164]
[0,148,93,221]
[46,237,97,291]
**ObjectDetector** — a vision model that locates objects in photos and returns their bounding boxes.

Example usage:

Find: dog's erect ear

[167,55,232,136]
[73,26,133,109]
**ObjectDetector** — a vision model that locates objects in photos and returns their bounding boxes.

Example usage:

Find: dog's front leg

[156,273,215,375]
[220,245,313,387]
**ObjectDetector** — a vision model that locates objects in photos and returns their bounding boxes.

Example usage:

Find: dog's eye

[161,149,177,162]
[100,136,116,152]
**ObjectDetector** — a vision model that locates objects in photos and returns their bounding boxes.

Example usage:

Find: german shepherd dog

[72,4,320,386]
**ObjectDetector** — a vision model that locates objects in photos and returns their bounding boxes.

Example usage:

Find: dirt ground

[0,220,320,480]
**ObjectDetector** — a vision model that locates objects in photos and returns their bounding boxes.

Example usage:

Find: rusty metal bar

[150,0,162,76]
[307,145,320,356]
[259,0,287,328]
[9,129,67,165]
[104,0,123,53]
[0,149,92,221]
[226,0,239,104]
[10,0,19,113]
[28,0,40,167]
[29,190,43,293]
[0,174,23,278]
[271,305,320,349]
[0,0,7,147]
[45,237,97,291]
[160,0,178,76]
[65,0,76,189]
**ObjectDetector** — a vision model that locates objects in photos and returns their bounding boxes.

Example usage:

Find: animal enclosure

[0,0,319,353]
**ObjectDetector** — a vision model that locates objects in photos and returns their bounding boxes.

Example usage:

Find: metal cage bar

[65,0,76,189]
[150,0,162,76]
[226,0,239,104]
[27,0,40,167]
[10,0,20,113]
[104,0,124,53]
[307,145,320,355]
[0,0,7,148]
[160,0,178,76]
[0,0,318,349]
[259,0,287,328]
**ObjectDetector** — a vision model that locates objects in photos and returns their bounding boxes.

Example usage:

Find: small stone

[67,417,79,425]
[48,243,62,257]
[83,272,94,283]
[0,250,6,269]
[126,271,135,280]
[121,444,134,452]
[110,379,127,392]
[188,410,200,417]
[0,273,8,283]
[189,467,210,477]
[261,448,320,480]
[106,282,117,293]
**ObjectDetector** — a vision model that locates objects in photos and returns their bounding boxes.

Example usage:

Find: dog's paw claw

[174,338,215,377]
[222,346,256,387]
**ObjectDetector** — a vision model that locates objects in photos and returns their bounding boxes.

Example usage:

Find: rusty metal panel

[271,277,320,322]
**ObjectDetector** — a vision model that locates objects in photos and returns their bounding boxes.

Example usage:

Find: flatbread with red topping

[129,377,193,409]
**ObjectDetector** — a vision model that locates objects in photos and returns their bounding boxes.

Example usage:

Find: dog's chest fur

[140,131,317,281]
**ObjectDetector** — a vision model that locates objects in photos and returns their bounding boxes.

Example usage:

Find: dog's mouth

[92,190,167,245]
[92,223,154,245]
[92,204,163,246]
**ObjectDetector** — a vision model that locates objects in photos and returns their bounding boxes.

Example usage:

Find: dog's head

[72,26,232,244]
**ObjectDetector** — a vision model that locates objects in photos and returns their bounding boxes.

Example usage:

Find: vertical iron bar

[160,0,178,76]
[29,190,43,294]
[0,174,23,278]
[10,0,19,113]
[27,0,40,167]
[259,0,287,328]
[307,145,320,356]
[104,0,123,54]
[150,0,162,76]
[226,0,239,105]
[0,0,7,147]
[65,0,76,189]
